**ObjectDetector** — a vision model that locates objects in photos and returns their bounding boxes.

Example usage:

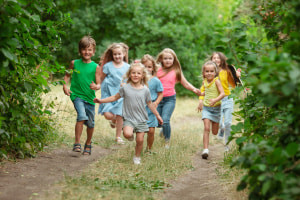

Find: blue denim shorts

[202,106,221,123]
[73,97,95,128]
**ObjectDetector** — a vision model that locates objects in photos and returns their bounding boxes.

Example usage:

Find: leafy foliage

[217,0,300,199]
[0,0,70,159]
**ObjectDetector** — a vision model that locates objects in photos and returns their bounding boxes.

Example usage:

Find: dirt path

[163,143,226,200]
[0,146,112,200]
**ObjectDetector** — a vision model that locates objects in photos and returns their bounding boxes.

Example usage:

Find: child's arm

[209,79,225,107]
[153,92,163,108]
[63,60,74,96]
[90,65,101,90]
[99,69,107,85]
[94,93,121,104]
[197,84,205,112]
[147,101,163,125]
[180,73,202,96]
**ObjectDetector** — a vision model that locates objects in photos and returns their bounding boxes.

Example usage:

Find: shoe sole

[202,153,208,159]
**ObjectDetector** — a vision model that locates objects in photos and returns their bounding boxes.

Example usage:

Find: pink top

[157,67,177,97]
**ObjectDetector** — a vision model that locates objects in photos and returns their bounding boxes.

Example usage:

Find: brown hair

[141,54,158,76]
[99,42,129,67]
[156,48,182,81]
[202,61,219,79]
[78,35,96,53]
[210,52,228,70]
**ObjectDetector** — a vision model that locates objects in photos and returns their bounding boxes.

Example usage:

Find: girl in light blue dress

[98,43,130,144]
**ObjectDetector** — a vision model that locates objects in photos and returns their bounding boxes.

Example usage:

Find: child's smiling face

[112,47,125,64]
[80,45,95,62]
[162,53,174,68]
[143,60,153,75]
[204,64,216,81]
[212,53,221,67]
[130,66,144,84]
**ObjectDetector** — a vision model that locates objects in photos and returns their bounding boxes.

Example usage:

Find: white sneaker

[116,137,125,144]
[133,156,141,165]
[201,149,209,159]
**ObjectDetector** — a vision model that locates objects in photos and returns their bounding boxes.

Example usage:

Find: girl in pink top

[156,48,201,148]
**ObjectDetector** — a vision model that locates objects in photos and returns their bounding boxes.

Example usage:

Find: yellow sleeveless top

[203,77,221,107]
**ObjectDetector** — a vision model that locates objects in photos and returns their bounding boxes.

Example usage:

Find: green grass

[42,85,245,199]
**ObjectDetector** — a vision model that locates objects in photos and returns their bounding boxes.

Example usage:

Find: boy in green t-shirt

[63,36,100,155]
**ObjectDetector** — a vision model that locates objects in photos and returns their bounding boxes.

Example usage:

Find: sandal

[72,143,81,152]
[83,143,92,155]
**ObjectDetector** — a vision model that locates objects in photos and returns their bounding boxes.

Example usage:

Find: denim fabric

[202,106,221,123]
[218,96,233,144]
[73,97,95,128]
[157,95,176,141]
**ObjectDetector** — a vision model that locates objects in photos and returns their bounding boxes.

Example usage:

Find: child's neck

[206,77,214,83]
[130,81,143,89]
[82,58,92,63]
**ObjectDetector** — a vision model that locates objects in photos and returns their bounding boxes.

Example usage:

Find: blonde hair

[99,42,129,67]
[141,54,158,76]
[78,35,96,53]
[156,48,182,81]
[125,62,149,86]
[202,61,219,79]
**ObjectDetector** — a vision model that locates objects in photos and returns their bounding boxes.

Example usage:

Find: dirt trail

[163,143,226,200]
[0,146,111,200]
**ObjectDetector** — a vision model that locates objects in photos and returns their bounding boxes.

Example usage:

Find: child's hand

[197,100,203,112]
[90,81,100,90]
[209,98,217,107]
[193,88,202,96]
[63,85,72,96]
[157,115,163,125]
[153,102,158,109]
[236,68,241,78]
[93,98,102,104]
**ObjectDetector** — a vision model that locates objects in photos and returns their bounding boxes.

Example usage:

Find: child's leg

[211,122,219,135]
[86,127,94,145]
[123,126,134,140]
[135,132,145,157]
[103,112,116,122]
[75,121,85,144]
[147,127,155,150]
[116,115,123,138]
[203,119,211,149]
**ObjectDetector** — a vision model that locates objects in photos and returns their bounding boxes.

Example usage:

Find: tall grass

[43,85,246,199]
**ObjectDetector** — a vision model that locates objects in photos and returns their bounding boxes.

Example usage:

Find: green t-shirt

[70,59,98,105]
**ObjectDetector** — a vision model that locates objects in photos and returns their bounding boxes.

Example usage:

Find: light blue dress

[98,61,130,116]
[146,77,163,127]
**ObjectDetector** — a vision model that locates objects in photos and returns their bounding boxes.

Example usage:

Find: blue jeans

[218,96,233,144]
[73,97,95,128]
[157,95,176,141]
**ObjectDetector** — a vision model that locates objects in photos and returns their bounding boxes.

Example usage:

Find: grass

[42,85,247,199]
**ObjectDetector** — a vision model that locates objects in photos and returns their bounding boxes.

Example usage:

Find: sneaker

[128,134,134,141]
[225,145,230,152]
[201,149,209,159]
[165,142,170,149]
[133,156,141,165]
[218,128,224,138]
[116,137,125,144]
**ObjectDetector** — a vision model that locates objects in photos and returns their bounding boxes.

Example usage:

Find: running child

[156,48,201,149]
[98,43,130,144]
[141,54,163,153]
[63,35,100,155]
[94,62,163,164]
[197,61,225,159]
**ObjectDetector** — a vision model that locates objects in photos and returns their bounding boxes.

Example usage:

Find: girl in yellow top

[199,52,241,152]
[197,61,225,159]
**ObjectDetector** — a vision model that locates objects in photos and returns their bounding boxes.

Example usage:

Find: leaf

[286,142,298,157]
[236,136,247,145]
[262,180,271,195]
[1,48,17,62]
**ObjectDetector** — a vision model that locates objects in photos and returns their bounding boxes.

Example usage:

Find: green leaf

[236,136,247,145]
[262,180,271,195]
[1,48,17,62]
[286,142,298,157]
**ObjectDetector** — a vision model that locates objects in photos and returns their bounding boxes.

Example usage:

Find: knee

[204,127,210,133]
[123,131,132,139]
[136,137,144,145]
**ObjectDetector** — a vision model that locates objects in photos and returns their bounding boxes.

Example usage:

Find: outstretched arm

[63,60,74,96]
[180,73,202,96]
[147,101,163,125]
[94,93,121,104]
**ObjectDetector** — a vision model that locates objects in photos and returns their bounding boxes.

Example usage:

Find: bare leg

[203,119,211,149]
[147,127,155,150]
[103,112,115,121]
[75,121,85,144]
[82,127,94,155]
[211,121,219,135]
[115,115,123,138]
[123,126,134,139]
[135,132,145,157]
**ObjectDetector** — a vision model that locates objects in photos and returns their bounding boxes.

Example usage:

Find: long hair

[156,48,182,81]
[99,42,129,67]
[202,61,219,79]
[141,54,159,76]
[125,62,149,86]
[210,52,228,70]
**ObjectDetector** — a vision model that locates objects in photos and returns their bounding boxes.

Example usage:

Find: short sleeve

[156,78,164,92]
[145,88,152,103]
[103,63,109,75]
[119,86,125,97]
